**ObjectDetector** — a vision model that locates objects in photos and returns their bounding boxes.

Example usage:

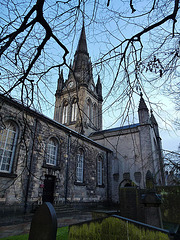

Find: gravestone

[29,202,57,240]
[141,171,163,228]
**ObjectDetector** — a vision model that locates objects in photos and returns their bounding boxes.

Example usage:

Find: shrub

[68,217,170,240]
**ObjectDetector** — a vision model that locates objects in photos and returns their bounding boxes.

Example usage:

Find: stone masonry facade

[0,24,165,214]
[0,95,111,212]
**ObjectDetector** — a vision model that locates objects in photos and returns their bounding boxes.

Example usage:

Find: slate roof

[89,123,140,137]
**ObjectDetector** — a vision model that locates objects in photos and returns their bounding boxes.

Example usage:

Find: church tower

[54,23,103,136]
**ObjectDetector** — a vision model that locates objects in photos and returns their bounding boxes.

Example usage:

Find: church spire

[72,23,92,84]
[54,21,103,136]
[75,22,89,57]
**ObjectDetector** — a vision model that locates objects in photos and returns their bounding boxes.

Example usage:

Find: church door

[42,175,55,203]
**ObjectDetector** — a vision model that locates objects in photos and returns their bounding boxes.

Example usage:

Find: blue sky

[0,0,179,151]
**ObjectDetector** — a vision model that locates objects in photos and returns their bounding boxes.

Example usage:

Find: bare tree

[1,1,180,215]
[164,80,180,129]
[0,0,179,113]
[164,146,180,185]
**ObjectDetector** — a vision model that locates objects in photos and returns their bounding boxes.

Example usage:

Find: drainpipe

[64,133,71,204]
[24,118,38,214]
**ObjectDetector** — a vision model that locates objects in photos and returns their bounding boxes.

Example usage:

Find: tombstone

[141,171,163,228]
[29,202,57,240]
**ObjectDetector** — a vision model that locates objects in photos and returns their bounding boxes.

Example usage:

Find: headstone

[141,171,163,228]
[29,202,57,240]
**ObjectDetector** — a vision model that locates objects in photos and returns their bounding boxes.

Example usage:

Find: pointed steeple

[75,22,89,57]
[96,75,103,101]
[72,23,92,84]
[55,68,64,96]
[138,93,149,124]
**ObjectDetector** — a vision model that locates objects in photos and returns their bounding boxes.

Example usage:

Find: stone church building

[0,24,164,213]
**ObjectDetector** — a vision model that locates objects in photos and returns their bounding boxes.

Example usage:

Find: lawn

[0,226,68,240]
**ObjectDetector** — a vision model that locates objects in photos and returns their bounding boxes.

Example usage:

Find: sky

[42,1,180,152]
[1,0,179,152]
[101,90,180,152]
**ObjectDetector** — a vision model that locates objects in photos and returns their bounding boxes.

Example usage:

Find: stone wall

[91,126,147,202]
[90,120,164,203]
[0,95,111,213]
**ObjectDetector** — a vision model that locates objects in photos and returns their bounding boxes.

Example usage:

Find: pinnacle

[150,109,158,125]
[138,93,148,111]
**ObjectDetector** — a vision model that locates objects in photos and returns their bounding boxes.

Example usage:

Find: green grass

[56,227,68,239]
[0,226,68,240]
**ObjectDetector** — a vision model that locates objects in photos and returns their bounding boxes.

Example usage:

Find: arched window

[76,149,84,183]
[71,99,78,122]
[62,102,68,124]
[97,155,103,185]
[0,121,18,173]
[46,138,58,166]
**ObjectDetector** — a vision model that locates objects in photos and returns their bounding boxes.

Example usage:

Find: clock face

[68,81,74,88]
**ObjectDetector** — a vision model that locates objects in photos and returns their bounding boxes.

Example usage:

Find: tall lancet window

[71,99,78,122]
[0,121,18,173]
[87,98,92,125]
[62,102,68,124]
[93,103,97,128]
[97,155,103,186]
[76,148,84,183]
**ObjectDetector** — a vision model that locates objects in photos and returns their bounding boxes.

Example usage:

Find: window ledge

[42,164,61,171]
[74,181,86,186]
[0,172,17,178]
